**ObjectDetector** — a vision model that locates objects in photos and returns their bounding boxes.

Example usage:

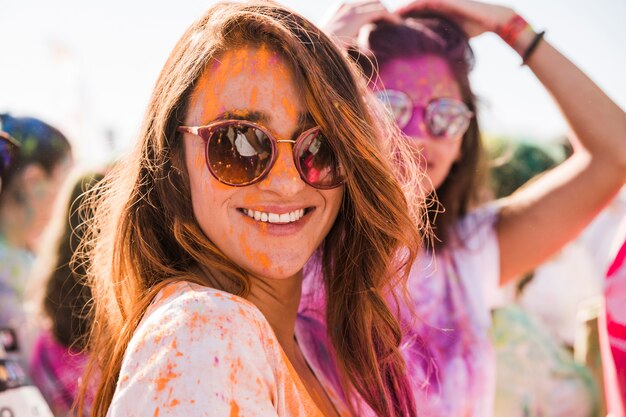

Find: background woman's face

[183,46,343,281]
[377,54,464,192]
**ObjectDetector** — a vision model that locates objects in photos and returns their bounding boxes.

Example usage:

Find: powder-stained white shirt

[107,281,332,417]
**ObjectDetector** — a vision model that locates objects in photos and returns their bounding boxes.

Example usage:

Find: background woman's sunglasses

[178,120,344,189]
[375,89,474,140]
[0,131,19,175]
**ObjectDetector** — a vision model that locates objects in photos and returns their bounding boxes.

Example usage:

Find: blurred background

[1,0,625,168]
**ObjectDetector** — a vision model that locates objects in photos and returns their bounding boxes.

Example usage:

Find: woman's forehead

[185,46,306,131]
[377,54,461,102]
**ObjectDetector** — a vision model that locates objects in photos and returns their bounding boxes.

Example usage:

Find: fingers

[322,0,403,42]
[339,0,403,24]
[395,0,452,17]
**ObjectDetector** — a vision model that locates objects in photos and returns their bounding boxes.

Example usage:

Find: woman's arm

[399,0,626,284]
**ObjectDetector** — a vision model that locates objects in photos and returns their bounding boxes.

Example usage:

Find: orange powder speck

[154,362,181,392]
[257,253,272,270]
[229,400,240,417]
[159,284,178,301]
[168,398,180,407]
[250,85,259,108]
[189,311,210,331]
[281,96,298,122]
[153,407,160,417]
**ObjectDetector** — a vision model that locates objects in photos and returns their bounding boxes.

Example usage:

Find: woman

[298,0,626,416]
[28,173,102,416]
[79,2,426,416]
[0,114,73,368]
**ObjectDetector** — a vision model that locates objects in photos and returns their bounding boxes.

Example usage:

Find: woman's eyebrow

[211,110,315,128]
[212,110,268,123]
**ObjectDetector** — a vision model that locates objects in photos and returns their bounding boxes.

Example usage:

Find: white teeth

[242,208,307,224]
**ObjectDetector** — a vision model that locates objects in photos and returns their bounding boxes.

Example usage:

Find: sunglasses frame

[375,89,474,140]
[178,120,344,189]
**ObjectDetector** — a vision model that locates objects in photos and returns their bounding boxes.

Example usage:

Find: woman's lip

[238,205,311,214]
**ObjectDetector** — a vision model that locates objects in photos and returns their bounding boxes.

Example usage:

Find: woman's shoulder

[148,280,267,325]
[109,280,283,416]
[131,280,278,364]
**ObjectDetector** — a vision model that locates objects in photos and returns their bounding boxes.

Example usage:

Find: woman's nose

[401,110,430,140]
[256,142,306,196]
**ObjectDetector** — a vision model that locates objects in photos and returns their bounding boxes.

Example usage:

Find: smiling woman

[77,2,426,417]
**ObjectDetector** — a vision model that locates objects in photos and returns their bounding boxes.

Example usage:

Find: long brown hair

[79,2,425,416]
[352,13,490,247]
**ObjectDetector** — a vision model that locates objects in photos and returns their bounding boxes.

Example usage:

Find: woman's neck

[246,272,302,351]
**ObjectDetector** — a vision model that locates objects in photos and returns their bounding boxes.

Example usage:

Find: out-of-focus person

[0,113,72,368]
[27,172,102,416]
[0,128,55,417]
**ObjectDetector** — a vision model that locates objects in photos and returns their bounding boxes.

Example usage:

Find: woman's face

[182,46,343,281]
[376,55,464,193]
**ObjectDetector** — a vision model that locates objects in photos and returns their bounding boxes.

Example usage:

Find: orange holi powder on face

[182,44,341,286]
[237,230,273,271]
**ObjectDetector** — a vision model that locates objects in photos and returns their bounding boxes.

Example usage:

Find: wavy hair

[78,2,425,416]
[352,13,490,247]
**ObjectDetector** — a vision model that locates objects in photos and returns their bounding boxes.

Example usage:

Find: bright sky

[1,0,624,167]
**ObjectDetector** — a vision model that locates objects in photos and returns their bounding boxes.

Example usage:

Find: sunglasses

[0,131,19,175]
[178,120,344,189]
[374,89,473,140]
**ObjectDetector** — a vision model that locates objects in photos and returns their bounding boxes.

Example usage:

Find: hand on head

[325,0,518,43]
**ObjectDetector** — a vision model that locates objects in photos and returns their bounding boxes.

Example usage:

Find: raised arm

[399,0,626,284]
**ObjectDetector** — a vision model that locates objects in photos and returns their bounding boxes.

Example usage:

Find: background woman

[28,172,102,416]
[0,113,72,369]
[298,0,626,416]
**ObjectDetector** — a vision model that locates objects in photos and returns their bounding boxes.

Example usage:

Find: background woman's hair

[79,2,425,416]
[0,114,72,188]
[352,12,490,248]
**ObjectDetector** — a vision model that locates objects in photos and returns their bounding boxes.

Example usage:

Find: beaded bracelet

[522,30,546,65]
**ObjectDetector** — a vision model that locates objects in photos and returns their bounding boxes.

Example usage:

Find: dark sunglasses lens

[206,124,273,185]
[426,99,472,139]
[296,130,343,188]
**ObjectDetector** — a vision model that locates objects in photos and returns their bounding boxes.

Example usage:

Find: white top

[107,281,331,417]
